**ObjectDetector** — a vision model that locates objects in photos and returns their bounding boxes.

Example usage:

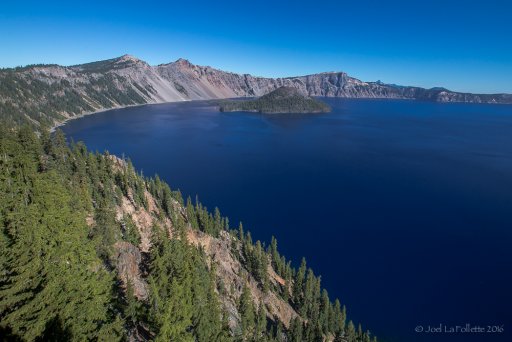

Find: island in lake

[219,86,331,113]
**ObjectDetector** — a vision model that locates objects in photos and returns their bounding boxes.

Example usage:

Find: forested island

[220,87,331,114]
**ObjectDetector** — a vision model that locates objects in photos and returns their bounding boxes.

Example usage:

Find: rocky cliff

[1,54,511,128]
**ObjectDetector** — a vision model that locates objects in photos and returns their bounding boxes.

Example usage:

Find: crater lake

[62,98,512,342]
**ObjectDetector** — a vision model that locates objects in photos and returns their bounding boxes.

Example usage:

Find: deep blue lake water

[63,98,512,341]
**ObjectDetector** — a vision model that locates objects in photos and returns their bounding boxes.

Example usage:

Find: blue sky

[1,0,511,93]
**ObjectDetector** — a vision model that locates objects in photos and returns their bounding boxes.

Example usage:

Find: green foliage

[0,127,122,340]
[242,236,269,292]
[185,196,228,237]
[238,284,256,340]
[148,227,228,342]
[123,280,143,328]
[0,126,234,341]
[122,215,141,246]
[147,232,194,341]
[220,87,331,114]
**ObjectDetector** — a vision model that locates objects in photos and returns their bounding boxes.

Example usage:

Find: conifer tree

[238,283,255,340]
[156,279,193,342]
[256,302,267,340]
[293,258,307,307]
[124,280,142,328]
[288,317,303,342]
[346,320,357,342]
[191,260,226,342]
[320,289,330,333]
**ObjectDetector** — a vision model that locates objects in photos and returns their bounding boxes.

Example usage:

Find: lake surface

[63,98,512,341]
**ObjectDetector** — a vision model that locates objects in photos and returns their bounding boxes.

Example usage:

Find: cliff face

[1,54,511,128]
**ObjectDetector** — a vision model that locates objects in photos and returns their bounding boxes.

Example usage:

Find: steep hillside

[1,55,510,129]
[0,126,375,342]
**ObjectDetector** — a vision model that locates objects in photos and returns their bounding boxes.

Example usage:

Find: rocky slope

[111,162,294,317]
[1,54,510,129]
[106,156,329,339]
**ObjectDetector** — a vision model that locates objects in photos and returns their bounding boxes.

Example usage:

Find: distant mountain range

[1,54,511,128]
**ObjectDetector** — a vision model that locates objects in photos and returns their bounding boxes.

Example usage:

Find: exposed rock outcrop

[187,229,299,329]
[114,241,148,300]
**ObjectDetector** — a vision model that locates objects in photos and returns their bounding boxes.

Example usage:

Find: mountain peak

[71,54,146,72]
[173,58,194,68]
[117,54,143,63]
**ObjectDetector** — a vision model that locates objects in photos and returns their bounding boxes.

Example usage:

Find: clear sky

[1,0,511,93]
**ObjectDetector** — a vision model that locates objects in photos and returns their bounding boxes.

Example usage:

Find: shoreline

[49,98,224,133]
[50,102,156,133]
[49,96,512,133]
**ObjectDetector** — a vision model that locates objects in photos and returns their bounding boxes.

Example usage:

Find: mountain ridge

[1,54,511,129]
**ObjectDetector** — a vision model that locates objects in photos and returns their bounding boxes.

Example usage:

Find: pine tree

[269,236,280,272]
[256,302,267,340]
[238,283,255,340]
[148,237,194,341]
[239,222,245,241]
[156,279,194,341]
[346,320,357,342]
[191,259,226,342]
[288,317,303,342]
[319,289,330,333]
[124,280,142,328]
[302,268,316,316]
[293,258,307,308]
